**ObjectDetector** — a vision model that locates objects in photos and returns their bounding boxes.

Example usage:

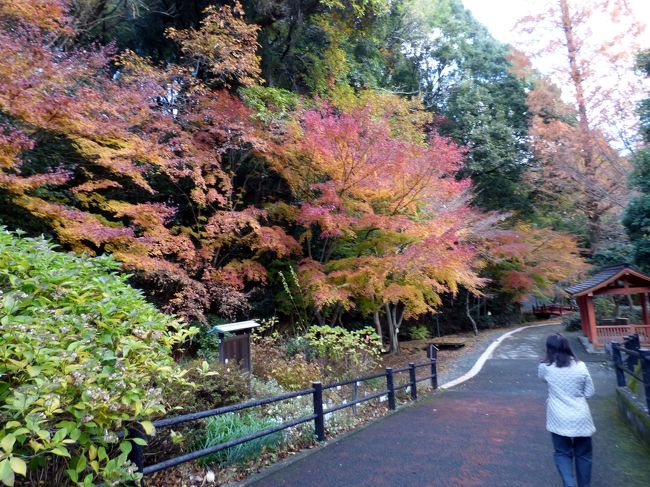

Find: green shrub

[252,339,323,390]
[408,325,430,341]
[0,228,195,486]
[167,361,249,414]
[284,336,316,361]
[194,326,222,361]
[562,312,582,332]
[304,325,381,377]
[239,86,298,122]
[197,412,283,466]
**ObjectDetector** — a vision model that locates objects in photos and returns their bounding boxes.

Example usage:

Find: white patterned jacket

[538,360,596,437]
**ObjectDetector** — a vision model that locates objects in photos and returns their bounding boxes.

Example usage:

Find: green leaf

[131,438,147,446]
[0,459,14,487]
[66,469,78,483]
[74,454,87,473]
[50,447,70,458]
[97,446,107,461]
[119,441,132,455]
[1,435,15,454]
[26,366,40,378]
[140,421,155,436]
[9,458,26,477]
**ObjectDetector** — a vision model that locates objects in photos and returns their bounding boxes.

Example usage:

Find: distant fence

[611,334,650,413]
[126,346,439,484]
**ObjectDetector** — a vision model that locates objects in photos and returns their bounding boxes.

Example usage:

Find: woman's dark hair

[543,333,577,367]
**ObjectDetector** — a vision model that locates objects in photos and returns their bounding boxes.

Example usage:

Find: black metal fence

[126,346,439,483]
[611,334,650,413]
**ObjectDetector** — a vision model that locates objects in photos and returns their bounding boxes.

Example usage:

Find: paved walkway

[244,324,650,486]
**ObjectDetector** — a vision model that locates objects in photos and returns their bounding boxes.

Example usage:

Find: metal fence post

[312,382,325,442]
[639,350,650,414]
[385,368,396,410]
[612,342,627,387]
[127,423,146,487]
[408,363,417,400]
[428,344,438,389]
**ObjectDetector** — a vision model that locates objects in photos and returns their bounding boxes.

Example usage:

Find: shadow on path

[243,325,650,487]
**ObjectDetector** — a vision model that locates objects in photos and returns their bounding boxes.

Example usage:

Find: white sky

[462,0,650,70]
[461,0,650,145]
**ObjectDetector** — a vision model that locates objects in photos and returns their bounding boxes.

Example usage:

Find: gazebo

[566,264,650,347]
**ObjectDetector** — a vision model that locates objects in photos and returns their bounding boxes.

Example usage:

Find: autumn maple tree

[0,1,299,321]
[276,101,484,352]
[478,223,587,302]
[0,0,597,341]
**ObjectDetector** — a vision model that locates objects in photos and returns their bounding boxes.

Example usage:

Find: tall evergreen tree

[400,0,532,213]
[624,50,650,270]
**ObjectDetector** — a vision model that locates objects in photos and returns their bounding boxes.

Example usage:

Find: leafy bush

[562,312,582,332]
[594,297,642,324]
[0,228,195,486]
[194,323,223,361]
[239,86,298,122]
[167,361,249,415]
[304,326,381,377]
[197,412,283,466]
[408,325,431,341]
[252,340,323,390]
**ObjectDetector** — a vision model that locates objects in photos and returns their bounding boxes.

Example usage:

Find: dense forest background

[1,0,648,349]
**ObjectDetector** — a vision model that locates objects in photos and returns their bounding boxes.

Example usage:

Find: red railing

[596,325,650,344]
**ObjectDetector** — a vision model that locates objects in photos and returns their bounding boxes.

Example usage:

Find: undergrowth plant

[197,412,283,466]
[408,325,431,341]
[304,326,381,377]
[278,267,312,332]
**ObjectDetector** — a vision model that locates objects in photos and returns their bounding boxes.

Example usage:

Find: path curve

[439,322,557,390]
[243,325,650,487]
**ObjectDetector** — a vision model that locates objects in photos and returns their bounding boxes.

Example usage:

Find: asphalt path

[243,324,650,487]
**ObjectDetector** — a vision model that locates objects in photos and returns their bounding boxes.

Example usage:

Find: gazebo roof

[565,263,650,297]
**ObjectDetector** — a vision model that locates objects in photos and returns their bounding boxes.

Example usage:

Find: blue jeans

[551,433,592,487]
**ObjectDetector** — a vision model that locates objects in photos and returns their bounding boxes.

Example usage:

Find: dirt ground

[381,327,509,375]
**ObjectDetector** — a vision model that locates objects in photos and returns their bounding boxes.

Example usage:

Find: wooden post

[585,295,598,346]
[578,296,588,335]
[624,334,641,371]
[428,344,438,389]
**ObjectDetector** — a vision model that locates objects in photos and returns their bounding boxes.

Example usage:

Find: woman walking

[538,333,595,487]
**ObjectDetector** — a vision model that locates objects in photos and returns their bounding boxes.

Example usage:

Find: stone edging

[616,386,650,451]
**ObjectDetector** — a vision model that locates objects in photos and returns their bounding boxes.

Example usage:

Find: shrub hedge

[0,228,195,486]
